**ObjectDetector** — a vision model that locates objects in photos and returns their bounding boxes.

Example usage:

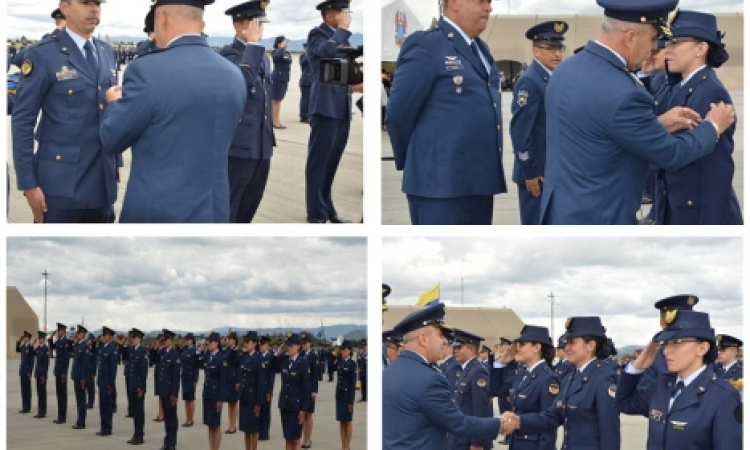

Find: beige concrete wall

[481,13,744,90]
[383,305,525,347]
[6,286,39,360]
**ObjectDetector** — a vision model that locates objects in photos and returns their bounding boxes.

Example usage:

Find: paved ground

[382,90,745,225]
[7,54,363,223]
[6,358,367,450]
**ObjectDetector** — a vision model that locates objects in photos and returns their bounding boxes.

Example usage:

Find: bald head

[598,16,658,71]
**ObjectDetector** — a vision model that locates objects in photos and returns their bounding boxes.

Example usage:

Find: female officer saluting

[616,310,741,450]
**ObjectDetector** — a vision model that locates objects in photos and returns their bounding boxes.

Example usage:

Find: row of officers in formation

[386,0,740,225]
[382,294,742,450]
[9,0,361,224]
[16,325,367,450]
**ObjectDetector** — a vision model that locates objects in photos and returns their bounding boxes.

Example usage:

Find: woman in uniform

[238,331,264,450]
[271,35,292,129]
[274,333,311,450]
[657,10,742,224]
[336,340,357,450]
[202,332,228,450]
[502,316,620,450]
[507,325,560,450]
[224,332,240,434]
[615,310,741,450]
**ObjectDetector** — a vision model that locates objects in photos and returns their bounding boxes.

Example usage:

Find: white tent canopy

[382,0,425,62]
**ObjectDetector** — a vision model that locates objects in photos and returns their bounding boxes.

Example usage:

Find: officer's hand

[525,177,544,198]
[107,385,113,394]
[41,377,46,384]
[705,101,736,134]
[240,19,263,44]
[659,106,701,133]
[351,83,363,93]
[266,393,272,402]
[632,341,659,370]
[24,187,47,223]
[298,411,305,424]
[254,405,261,416]
[105,85,122,103]
[138,388,144,398]
[337,9,352,30]
[640,54,656,75]
[171,395,177,406]
[235,383,240,392]
[470,446,484,450]
[80,379,86,389]
[347,403,353,413]
[60,374,67,383]
[215,401,222,412]
[311,393,316,403]
[193,381,197,389]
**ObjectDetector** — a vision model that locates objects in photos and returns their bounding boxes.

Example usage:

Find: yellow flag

[416,285,440,307]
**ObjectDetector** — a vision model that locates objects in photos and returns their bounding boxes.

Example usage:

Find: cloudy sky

[383,237,743,347]
[6,0,364,40]
[7,237,366,333]
[389,0,744,29]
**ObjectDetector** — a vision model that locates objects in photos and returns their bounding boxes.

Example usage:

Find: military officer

[158,329,181,450]
[224,332,241,434]
[71,325,91,430]
[87,333,98,408]
[271,35,292,128]
[135,6,156,58]
[42,9,66,40]
[201,332,228,450]
[357,340,367,402]
[299,332,319,448]
[12,0,119,223]
[715,334,743,384]
[258,335,275,440]
[181,332,200,427]
[336,340,357,450]
[383,330,402,366]
[274,333,311,449]
[17,331,35,413]
[438,340,459,379]
[511,21,568,225]
[97,326,118,436]
[305,0,359,224]
[127,328,149,446]
[654,10,743,225]
[100,0,246,223]
[616,310,741,450]
[51,322,71,424]
[121,335,134,418]
[383,303,502,449]
[386,0,505,225]
[446,329,493,450]
[539,0,736,224]
[220,0,275,224]
[299,43,312,123]
[502,317,621,450]
[238,331,264,450]
[639,294,699,390]
[150,334,165,422]
[554,336,574,380]
[34,332,50,418]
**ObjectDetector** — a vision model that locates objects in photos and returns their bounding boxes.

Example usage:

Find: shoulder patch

[21,60,33,76]
[608,384,616,398]
[549,384,560,395]
[516,89,528,106]
[477,378,487,388]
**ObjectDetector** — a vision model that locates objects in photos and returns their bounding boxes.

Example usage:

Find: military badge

[548,384,559,395]
[260,0,269,10]
[717,334,723,343]
[55,66,78,82]
[453,75,463,86]
[608,384,616,398]
[554,22,565,33]
[670,420,687,431]
[477,378,487,388]
[667,8,680,26]
[664,309,678,325]
[649,409,663,421]
[21,60,33,77]
[445,56,463,71]
[516,89,528,106]
[565,317,572,330]
[456,87,462,94]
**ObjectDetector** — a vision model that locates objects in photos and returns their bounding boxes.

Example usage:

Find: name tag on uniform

[518,394,527,399]
[56,66,78,81]
[445,56,463,71]
[670,420,687,430]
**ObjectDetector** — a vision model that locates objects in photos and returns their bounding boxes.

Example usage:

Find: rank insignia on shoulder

[21,60,33,76]
[549,384,559,395]
[477,378,487,388]
[608,384,616,398]
[516,90,528,106]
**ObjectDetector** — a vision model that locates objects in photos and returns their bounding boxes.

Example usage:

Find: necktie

[84,41,99,76]
[669,381,684,411]
[470,41,485,73]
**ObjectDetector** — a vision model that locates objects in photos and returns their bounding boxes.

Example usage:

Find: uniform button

[99,104,104,111]
[55,155,61,161]
[264,116,267,120]
[98,85,102,91]
[68,89,73,95]
[238,119,242,123]
[493,103,497,108]
[687,200,693,206]
[496,125,500,130]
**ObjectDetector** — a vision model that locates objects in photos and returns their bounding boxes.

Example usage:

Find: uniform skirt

[303,398,316,414]
[336,400,353,422]
[203,398,222,427]
[181,379,195,401]
[227,386,240,403]
[238,394,260,433]
[280,410,303,440]
[272,81,289,101]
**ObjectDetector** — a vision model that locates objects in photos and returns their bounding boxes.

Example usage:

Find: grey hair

[402,331,418,345]
[157,4,204,23]
[602,17,650,35]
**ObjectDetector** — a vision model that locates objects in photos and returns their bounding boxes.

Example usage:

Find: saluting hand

[25,187,47,223]
[105,85,122,103]
[632,341,659,370]
[240,19,263,44]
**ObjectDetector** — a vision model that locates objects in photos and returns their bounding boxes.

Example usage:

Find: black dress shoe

[33,414,45,418]
[306,217,327,224]
[19,410,30,413]
[224,429,237,434]
[330,216,352,223]
[53,419,66,424]
[87,405,94,409]
[96,430,112,436]
[164,447,176,450]
[302,442,312,448]
[181,422,193,427]
[153,418,164,422]
[259,436,270,441]
[125,414,133,418]
[72,425,85,430]
[127,437,144,445]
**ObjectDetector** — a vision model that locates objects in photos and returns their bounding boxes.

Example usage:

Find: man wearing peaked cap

[384,302,503,448]
[99,0,245,224]
[71,324,91,430]
[618,310,742,449]
[126,327,149,445]
[382,330,402,367]
[538,0,736,225]
[34,331,51,418]
[180,332,200,428]
[158,329,181,450]
[511,20,568,225]
[220,0,275,224]
[96,326,118,436]
[51,322,71,424]
[716,334,743,382]
[16,330,34,413]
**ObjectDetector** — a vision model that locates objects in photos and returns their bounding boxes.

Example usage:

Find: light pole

[42,269,50,332]
[548,291,556,339]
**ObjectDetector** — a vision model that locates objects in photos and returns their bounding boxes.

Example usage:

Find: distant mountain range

[95,324,366,341]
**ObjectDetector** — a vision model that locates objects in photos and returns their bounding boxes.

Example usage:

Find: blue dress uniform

[99,15,246,223]
[180,336,200,402]
[299,45,313,122]
[356,345,367,401]
[539,0,725,225]
[150,342,164,399]
[201,334,229,427]
[87,336,97,408]
[259,342,276,439]
[439,354,461,380]
[71,327,91,428]
[616,310,742,450]
[383,303,501,449]
[272,44,292,101]
[51,324,71,423]
[221,1,275,224]
[653,11,742,225]
[224,342,241,404]
[17,332,35,413]
[11,27,119,223]
[135,39,156,58]
[517,317,620,450]
[639,294,699,390]
[305,0,356,223]
[122,343,133,416]
[97,328,118,435]
[511,22,567,225]
[446,330,493,450]
[275,334,312,440]
[506,326,559,450]
[158,331,181,449]
[335,341,357,422]
[386,17,505,225]
[327,347,336,380]
[238,331,265,433]
[35,333,50,417]
[127,329,149,445]
[715,334,743,382]
[301,333,319,412]
[499,359,519,416]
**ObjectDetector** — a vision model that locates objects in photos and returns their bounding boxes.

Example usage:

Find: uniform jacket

[508,362,560,450]
[716,360,743,381]
[447,357,493,450]
[158,346,181,397]
[511,59,551,184]
[97,341,118,388]
[386,18,506,199]
[336,356,357,404]
[135,39,156,58]
[275,353,311,412]
[128,345,149,393]
[181,346,200,385]
[100,35,246,223]
[271,47,292,82]
[356,350,367,380]
[224,346,240,390]
[306,23,353,121]
[17,342,35,377]
[239,350,265,406]
[35,344,50,379]
[71,339,91,381]
[554,359,574,380]
[262,351,276,400]
[304,349,320,393]
[52,336,71,376]
[299,53,313,87]
[201,350,229,401]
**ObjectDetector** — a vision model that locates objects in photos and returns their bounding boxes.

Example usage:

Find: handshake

[499,412,521,435]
